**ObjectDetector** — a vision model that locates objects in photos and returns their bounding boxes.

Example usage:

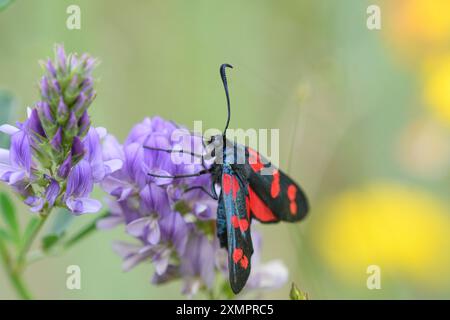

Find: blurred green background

[1,0,449,299]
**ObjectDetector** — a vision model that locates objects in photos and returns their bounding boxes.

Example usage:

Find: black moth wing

[245,147,309,223]
[216,165,253,294]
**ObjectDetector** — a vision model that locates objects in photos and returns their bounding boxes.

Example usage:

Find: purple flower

[98,117,217,294]
[99,116,288,297]
[0,45,121,215]
[0,125,31,186]
[241,232,288,293]
[179,231,217,297]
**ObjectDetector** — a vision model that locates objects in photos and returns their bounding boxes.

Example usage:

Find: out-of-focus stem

[0,239,32,299]
[15,212,50,273]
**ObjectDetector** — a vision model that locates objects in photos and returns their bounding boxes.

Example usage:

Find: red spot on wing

[290,202,298,215]
[231,215,239,228]
[287,184,297,201]
[232,248,249,269]
[223,174,232,195]
[239,219,249,232]
[248,187,278,222]
[232,176,240,200]
[231,215,249,232]
[270,169,280,198]
[287,184,298,215]
[233,248,243,263]
[240,255,249,269]
[248,148,264,172]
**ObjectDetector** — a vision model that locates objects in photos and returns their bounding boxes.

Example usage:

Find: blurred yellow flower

[384,0,450,61]
[313,183,450,288]
[423,56,450,125]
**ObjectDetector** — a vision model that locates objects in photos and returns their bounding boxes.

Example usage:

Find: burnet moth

[148,64,309,294]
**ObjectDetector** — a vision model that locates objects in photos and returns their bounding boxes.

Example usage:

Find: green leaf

[22,217,41,247]
[63,211,108,249]
[0,0,14,11]
[49,208,74,236]
[41,234,60,252]
[0,192,19,243]
[0,228,12,242]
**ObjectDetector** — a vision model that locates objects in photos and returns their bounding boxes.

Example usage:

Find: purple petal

[26,109,45,137]
[45,179,60,207]
[78,111,90,136]
[115,244,153,272]
[152,265,179,284]
[0,148,9,164]
[152,246,171,275]
[123,143,145,184]
[246,260,288,291]
[104,159,122,174]
[146,218,160,245]
[67,74,79,92]
[71,136,85,159]
[73,93,86,114]
[56,45,66,71]
[112,241,141,259]
[84,57,96,73]
[50,127,62,151]
[159,212,188,255]
[58,153,72,178]
[10,130,31,173]
[193,202,214,220]
[51,79,61,94]
[8,171,25,184]
[66,197,101,214]
[83,128,104,181]
[57,98,69,121]
[139,184,169,215]
[101,134,124,161]
[46,59,57,77]
[37,101,53,122]
[181,232,216,289]
[96,215,123,230]
[65,159,93,198]
[0,124,19,135]
[126,217,151,237]
[24,196,44,213]
[147,169,174,186]
[40,76,49,99]
[125,118,153,145]
[181,279,201,297]
[100,176,133,200]
[66,111,77,133]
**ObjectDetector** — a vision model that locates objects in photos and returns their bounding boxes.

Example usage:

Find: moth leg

[144,146,208,170]
[183,185,219,200]
[147,168,211,179]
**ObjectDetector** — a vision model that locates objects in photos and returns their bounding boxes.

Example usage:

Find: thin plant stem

[16,212,49,273]
[0,239,32,299]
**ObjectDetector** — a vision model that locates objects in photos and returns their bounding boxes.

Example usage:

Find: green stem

[0,240,32,299]
[63,212,106,249]
[16,212,49,272]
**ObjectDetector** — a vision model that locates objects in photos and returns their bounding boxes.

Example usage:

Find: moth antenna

[220,63,233,136]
